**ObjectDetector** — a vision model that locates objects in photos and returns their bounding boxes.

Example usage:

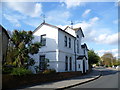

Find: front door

[83,60,85,73]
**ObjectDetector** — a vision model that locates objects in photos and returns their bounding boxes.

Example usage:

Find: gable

[33,22,59,34]
[64,26,76,37]
[74,27,84,37]
[33,23,76,38]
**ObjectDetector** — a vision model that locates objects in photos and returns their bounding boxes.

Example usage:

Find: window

[77,35,79,38]
[41,34,46,46]
[74,40,76,53]
[69,38,71,48]
[69,57,72,71]
[79,64,81,68]
[39,55,45,70]
[65,56,68,71]
[77,40,79,53]
[64,36,67,47]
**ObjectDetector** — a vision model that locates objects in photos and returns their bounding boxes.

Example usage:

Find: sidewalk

[25,69,101,89]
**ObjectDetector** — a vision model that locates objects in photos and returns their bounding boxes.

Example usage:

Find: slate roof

[73,27,84,37]
[33,22,76,38]
[77,55,87,60]
[81,43,89,50]
[0,25,10,39]
[64,26,84,37]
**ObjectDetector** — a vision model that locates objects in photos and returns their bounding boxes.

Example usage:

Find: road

[71,67,119,88]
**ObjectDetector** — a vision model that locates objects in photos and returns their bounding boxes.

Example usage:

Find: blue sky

[1,1,119,58]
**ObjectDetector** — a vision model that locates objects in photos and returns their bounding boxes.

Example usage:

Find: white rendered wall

[33,25,58,52]
[31,25,59,72]
[76,60,83,72]
[58,30,75,54]
[58,51,75,72]
[31,24,89,73]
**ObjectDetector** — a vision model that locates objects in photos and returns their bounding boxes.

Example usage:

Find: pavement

[25,68,102,89]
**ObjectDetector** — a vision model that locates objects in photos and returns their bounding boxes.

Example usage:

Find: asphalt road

[71,68,119,88]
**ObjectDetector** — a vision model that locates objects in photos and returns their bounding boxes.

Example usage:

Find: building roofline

[0,25,10,39]
[33,22,76,38]
[73,27,84,37]
[77,55,87,60]
[81,43,89,51]
[64,26,84,37]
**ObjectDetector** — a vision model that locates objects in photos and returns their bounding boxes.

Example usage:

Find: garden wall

[3,69,92,89]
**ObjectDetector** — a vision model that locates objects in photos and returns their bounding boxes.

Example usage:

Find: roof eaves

[0,25,10,38]
[64,26,70,31]
[33,22,61,34]
[58,28,76,38]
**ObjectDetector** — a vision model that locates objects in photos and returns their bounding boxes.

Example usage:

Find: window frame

[77,40,79,53]
[64,36,67,47]
[39,55,45,70]
[69,57,72,71]
[41,34,46,46]
[65,56,68,71]
[69,38,71,48]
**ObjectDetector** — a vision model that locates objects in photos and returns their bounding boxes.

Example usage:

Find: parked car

[115,66,120,69]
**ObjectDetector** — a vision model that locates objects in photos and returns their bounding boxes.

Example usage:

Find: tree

[4,30,42,68]
[88,50,100,65]
[101,52,114,67]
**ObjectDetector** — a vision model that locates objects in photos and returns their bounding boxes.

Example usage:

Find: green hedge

[11,68,32,75]
[3,70,91,89]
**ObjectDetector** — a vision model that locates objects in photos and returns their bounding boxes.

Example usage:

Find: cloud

[23,18,42,27]
[6,2,42,17]
[3,14,21,27]
[82,9,91,17]
[97,49,118,57]
[57,16,118,46]
[46,10,70,25]
[94,33,118,45]
[89,17,99,23]
[113,19,120,24]
[64,0,85,8]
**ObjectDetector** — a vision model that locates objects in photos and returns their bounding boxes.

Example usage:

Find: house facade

[0,25,10,64]
[30,22,89,73]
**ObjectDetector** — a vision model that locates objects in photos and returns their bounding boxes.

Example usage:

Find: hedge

[2,69,91,89]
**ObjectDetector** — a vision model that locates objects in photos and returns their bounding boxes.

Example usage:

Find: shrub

[42,69,56,74]
[2,65,15,74]
[11,67,32,76]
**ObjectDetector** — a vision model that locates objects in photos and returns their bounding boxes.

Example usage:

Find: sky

[0,0,119,58]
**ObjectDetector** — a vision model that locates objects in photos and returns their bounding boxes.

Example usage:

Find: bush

[11,67,32,76]
[2,65,15,74]
[42,69,56,74]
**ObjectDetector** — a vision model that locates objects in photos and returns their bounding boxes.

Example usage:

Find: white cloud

[113,19,118,24]
[57,16,118,46]
[97,49,118,57]
[94,32,119,45]
[89,17,99,23]
[82,9,91,17]
[6,2,42,17]
[23,18,42,27]
[46,10,70,25]
[3,14,21,27]
[64,0,85,8]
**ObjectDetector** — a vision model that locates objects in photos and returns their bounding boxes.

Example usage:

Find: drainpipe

[74,38,77,71]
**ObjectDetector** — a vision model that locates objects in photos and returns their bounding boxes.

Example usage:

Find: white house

[30,22,89,73]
